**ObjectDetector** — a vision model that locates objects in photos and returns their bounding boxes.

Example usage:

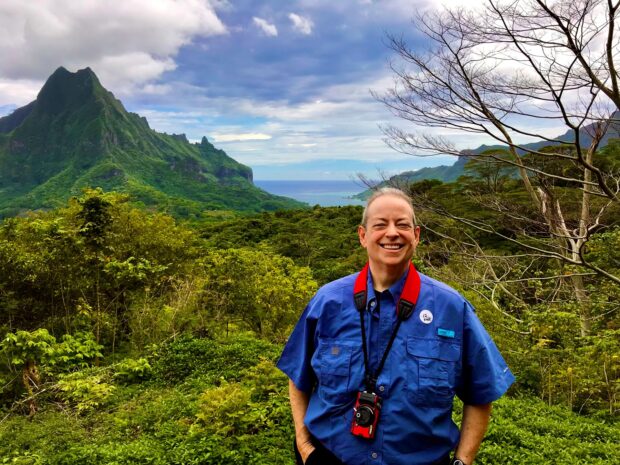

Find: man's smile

[380,244,404,250]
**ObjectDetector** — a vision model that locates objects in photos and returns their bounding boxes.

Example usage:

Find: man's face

[358,195,420,271]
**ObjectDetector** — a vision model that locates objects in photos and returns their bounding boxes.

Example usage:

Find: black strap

[359,295,405,393]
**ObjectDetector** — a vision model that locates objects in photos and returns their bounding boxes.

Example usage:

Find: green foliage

[1,329,56,369]
[0,328,103,414]
[50,332,104,372]
[113,357,152,384]
[461,150,514,193]
[0,334,296,465]
[586,227,620,274]
[201,205,366,285]
[151,334,281,385]
[0,155,617,462]
[0,346,618,464]
[56,371,115,413]
[200,248,317,340]
[1,329,102,375]
[0,189,200,342]
[477,396,620,464]
[190,360,292,464]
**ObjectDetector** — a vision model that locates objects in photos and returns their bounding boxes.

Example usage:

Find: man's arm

[454,403,492,464]
[289,379,315,464]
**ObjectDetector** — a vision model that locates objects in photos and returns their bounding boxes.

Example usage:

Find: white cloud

[436,0,487,9]
[0,77,42,106]
[288,13,313,35]
[212,132,272,142]
[252,17,278,37]
[0,0,227,97]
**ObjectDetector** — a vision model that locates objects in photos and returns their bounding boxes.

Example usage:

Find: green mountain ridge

[355,117,620,198]
[0,66,303,217]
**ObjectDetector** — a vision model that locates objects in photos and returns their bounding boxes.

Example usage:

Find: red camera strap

[353,262,422,392]
[353,262,421,320]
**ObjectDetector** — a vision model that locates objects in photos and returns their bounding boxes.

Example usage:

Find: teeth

[382,244,402,249]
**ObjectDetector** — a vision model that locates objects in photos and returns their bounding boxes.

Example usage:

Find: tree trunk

[22,360,40,416]
[570,273,591,337]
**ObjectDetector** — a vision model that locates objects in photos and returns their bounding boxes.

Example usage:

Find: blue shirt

[277,270,515,465]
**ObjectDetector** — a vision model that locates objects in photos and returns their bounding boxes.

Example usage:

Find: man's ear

[358,225,368,248]
[413,225,421,246]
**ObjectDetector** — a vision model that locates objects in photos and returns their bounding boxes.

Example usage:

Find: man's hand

[289,379,316,464]
[296,437,316,464]
[454,403,492,464]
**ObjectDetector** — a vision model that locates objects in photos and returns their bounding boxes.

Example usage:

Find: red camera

[350,391,382,439]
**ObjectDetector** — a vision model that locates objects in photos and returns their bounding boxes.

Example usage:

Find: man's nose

[385,222,399,236]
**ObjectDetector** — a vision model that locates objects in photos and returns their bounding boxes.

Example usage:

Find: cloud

[212,132,272,142]
[288,13,313,34]
[0,0,227,96]
[0,77,42,106]
[252,17,278,37]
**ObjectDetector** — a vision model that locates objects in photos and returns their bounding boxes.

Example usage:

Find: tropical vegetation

[0,183,617,464]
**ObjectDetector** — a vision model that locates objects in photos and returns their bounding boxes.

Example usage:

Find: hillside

[355,116,620,198]
[0,67,303,217]
[0,193,617,464]
[1,334,618,464]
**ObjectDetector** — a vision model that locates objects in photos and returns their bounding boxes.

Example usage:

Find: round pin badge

[419,309,433,324]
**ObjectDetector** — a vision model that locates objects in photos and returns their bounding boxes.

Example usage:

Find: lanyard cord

[359,300,404,393]
[353,262,421,393]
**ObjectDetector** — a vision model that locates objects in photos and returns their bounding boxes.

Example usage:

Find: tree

[200,248,317,341]
[0,189,200,345]
[377,0,620,336]
[0,329,102,415]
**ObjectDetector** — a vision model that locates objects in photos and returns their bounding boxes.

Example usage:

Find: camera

[350,391,381,439]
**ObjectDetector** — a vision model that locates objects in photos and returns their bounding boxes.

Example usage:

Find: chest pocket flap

[319,339,354,376]
[407,336,460,362]
[407,336,460,405]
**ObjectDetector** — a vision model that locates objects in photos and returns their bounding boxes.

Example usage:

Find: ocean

[254,180,367,207]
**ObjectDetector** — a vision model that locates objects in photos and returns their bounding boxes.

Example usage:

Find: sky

[0,0,495,180]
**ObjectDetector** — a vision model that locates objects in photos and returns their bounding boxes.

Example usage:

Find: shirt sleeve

[456,302,515,405]
[276,294,320,393]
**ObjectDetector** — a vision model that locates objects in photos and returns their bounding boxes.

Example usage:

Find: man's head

[358,188,420,277]
[361,188,416,227]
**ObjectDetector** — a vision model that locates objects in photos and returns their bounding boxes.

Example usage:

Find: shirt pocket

[317,338,355,403]
[406,336,460,407]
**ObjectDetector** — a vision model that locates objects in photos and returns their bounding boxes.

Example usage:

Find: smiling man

[277,187,514,465]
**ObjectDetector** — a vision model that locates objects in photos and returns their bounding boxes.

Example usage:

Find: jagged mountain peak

[0,66,303,217]
[35,66,110,116]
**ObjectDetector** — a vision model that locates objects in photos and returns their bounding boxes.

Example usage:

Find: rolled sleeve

[277,296,319,393]
[456,303,515,405]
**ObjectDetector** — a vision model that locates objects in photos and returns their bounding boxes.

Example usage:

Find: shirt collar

[366,267,409,311]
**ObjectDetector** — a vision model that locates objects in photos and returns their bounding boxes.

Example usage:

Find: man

[277,188,515,465]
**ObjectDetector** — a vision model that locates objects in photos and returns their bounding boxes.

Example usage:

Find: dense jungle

[0,160,618,463]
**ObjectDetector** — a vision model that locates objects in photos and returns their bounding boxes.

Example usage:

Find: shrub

[113,357,152,384]
[151,334,281,385]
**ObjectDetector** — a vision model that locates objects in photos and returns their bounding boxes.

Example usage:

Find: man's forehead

[367,212,413,222]
[366,196,414,218]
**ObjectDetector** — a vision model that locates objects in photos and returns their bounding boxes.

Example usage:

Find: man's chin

[371,257,412,269]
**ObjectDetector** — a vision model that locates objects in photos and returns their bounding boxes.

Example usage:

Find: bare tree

[376,0,620,336]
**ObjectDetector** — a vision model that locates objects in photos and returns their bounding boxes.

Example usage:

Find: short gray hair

[361,187,416,227]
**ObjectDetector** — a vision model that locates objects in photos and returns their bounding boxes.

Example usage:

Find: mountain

[355,116,620,198]
[0,67,303,217]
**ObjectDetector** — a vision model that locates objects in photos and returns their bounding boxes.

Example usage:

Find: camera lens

[355,405,375,426]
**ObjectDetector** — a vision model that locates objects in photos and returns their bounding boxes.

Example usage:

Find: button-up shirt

[277,269,515,465]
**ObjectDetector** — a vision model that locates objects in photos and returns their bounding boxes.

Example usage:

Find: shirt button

[379,385,385,392]
[371,452,378,459]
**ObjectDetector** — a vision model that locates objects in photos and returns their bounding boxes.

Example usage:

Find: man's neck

[369,262,409,292]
